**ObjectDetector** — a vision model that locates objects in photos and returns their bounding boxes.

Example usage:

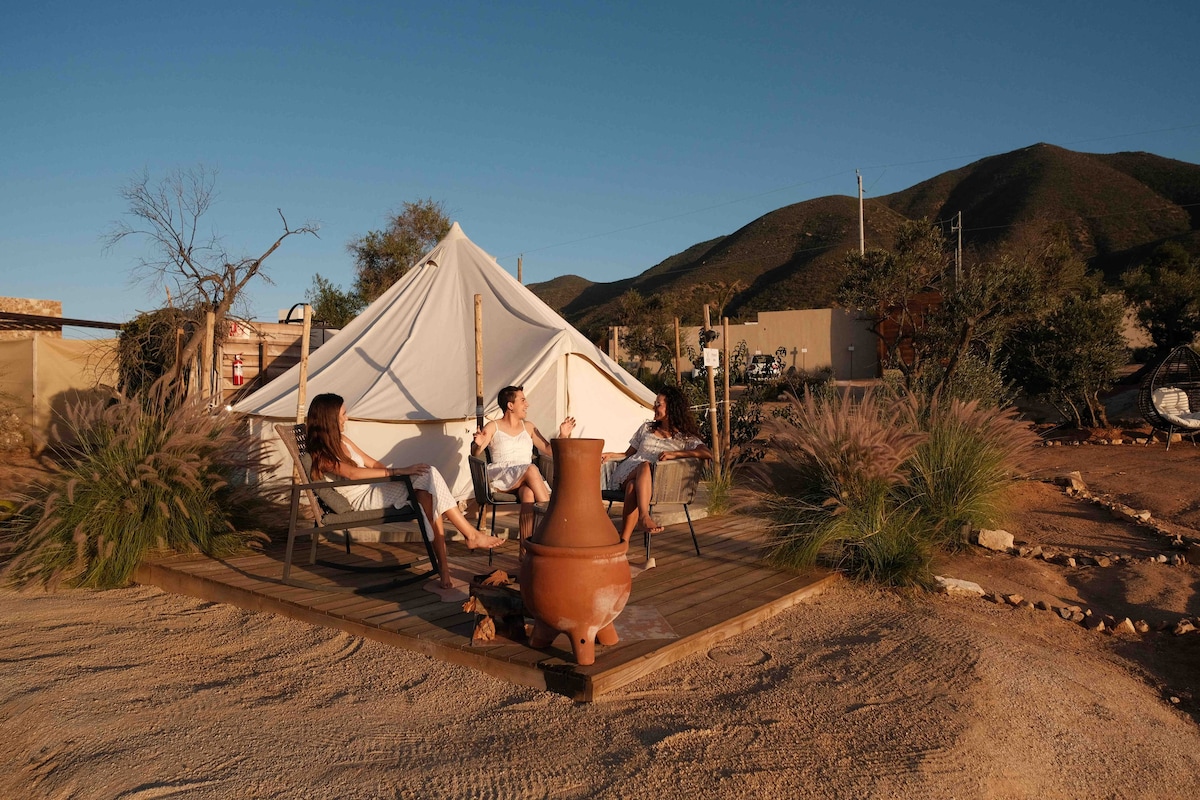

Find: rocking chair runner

[1136,346,1200,450]
[275,423,440,593]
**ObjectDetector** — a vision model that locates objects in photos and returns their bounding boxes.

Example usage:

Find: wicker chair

[275,423,439,592]
[601,457,703,563]
[1136,346,1200,450]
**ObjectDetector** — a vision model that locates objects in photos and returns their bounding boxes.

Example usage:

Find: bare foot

[438,574,454,589]
[641,516,664,535]
[465,532,505,550]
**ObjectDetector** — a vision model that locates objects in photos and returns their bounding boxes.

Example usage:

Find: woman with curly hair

[602,385,712,543]
[306,393,503,589]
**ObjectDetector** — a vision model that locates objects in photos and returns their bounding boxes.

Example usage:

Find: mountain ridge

[529,143,1200,337]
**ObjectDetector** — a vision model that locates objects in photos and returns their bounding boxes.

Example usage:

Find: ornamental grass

[901,397,1037,550]
[764,388,1032,587]
[1,382,283,590]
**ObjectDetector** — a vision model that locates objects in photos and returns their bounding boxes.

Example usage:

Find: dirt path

[2,441,1199,798]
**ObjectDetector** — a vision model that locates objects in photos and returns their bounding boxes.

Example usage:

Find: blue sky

[3,0,1199,331]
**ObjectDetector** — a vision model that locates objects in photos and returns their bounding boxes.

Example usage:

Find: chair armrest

[600,456,627,492]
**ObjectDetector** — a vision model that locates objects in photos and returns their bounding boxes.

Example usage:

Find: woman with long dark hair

[602,385,712,543]
[305,393,503,588]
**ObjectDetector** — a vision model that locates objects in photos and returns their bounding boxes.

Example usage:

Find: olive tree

[837,218,1088,402]
[306,273,364,329]
[349,198,451,303]
[1005,288,1128,428]
[1122,241,1200,356]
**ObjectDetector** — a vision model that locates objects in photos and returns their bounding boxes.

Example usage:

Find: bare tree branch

[106,166,320,389]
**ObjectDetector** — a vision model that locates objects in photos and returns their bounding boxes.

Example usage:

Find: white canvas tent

[234,222,655,499]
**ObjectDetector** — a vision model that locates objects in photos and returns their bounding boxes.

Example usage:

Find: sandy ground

[2,436,1200,799]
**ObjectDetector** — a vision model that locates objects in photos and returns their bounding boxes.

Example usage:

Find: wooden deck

[135,514,836,701]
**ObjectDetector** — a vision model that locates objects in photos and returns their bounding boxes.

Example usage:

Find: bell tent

[234,222,656,498]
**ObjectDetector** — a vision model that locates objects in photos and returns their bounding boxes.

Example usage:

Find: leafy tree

[837,218,1087,400]
[618,289,681,374]
[835,220,952,391]
[306,273,364,328]
[697,280,745,322]
[349,198,451,303]
[1122,242,1200,355]
[105,166,319,387]
[117,308,193,395]
[1005,288,1127,428]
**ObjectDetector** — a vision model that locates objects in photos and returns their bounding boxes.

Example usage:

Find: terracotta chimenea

[520,437,631,666]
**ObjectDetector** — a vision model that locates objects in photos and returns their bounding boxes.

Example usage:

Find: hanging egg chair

[1136,345,1200,449]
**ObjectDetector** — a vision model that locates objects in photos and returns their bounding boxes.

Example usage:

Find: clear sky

[3,0,1199,332]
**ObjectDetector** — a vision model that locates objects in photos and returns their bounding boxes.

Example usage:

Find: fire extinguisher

[232,354,244,386]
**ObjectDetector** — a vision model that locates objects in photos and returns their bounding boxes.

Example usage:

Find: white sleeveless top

[489,426,534,467]
[486,425,540,492]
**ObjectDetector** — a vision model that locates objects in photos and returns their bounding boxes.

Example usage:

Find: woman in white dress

[471,385,575,540]
[602,386,712,543]
[305,393,503,589]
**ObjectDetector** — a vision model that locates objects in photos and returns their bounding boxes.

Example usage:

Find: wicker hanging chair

[1136,345,1200,449]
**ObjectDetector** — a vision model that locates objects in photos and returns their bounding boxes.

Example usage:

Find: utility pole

[951,212,963,283]
[857,170,865,255]
[674,317,681,388]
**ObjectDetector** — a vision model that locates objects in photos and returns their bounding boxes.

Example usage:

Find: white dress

[608,421,704,488]
[331,449,458,540]
[486,426,537,492]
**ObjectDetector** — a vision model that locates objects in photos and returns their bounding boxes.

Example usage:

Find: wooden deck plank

[136,514,833,701]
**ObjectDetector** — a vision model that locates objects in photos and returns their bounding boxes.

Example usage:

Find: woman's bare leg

[620,481,638,542]
[632,461,658,533]
[415,489,453,588]
[501,465,549,541]
[441,504,504,550]
[517,485,536,541]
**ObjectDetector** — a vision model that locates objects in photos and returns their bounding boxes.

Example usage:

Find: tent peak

[446,221,465,239]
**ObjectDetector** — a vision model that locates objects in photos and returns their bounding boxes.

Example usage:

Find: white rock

[976,529,1015,552]
[934,576,986,597]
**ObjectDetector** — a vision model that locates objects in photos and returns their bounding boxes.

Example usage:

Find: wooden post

[517,256,523,285]
[722,316,731,459]
[474,294,485,430]
[201,310,215,401]
[674,317,681,388]
[215,341,225,407]
[704,304,721,476]
[295,305,312,424]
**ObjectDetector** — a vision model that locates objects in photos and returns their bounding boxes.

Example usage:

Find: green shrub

[2,383,283,589]
[762,389,1031,587]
